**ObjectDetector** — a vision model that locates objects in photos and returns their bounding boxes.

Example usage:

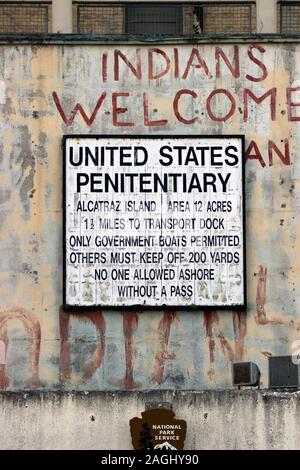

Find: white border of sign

[63,135,246,310]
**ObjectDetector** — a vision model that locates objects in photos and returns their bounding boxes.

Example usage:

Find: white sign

[64,135,245,308]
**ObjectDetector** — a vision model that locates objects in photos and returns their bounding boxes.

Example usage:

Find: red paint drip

[233,311,247,361]
[255,265,284,325]
[256,265,268,323]
[219,335,235,362]
[153,311,176,385]
[59,307,106,382]
[59,307,71,382]
[204,311,241,374]
[121,312,139,389]
[203,311,219,363]
[0,323,9,390]
[0,308,41,389]
[80,311,106,379]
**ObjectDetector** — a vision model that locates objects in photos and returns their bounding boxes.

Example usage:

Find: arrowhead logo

[130,408,187,450]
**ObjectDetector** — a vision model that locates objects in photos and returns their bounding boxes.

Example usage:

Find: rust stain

[0,308,41,389]
[120,311,140,389]
[153,310,176,385]
[59,307,106,383]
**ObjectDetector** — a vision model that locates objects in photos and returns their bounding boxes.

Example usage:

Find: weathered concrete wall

[0,39,300,391]
[0,390,300,450]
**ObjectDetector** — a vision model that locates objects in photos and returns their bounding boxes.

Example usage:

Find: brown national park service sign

[130,408,187,450]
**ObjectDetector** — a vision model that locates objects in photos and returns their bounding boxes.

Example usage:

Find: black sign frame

[63,134,246,311]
